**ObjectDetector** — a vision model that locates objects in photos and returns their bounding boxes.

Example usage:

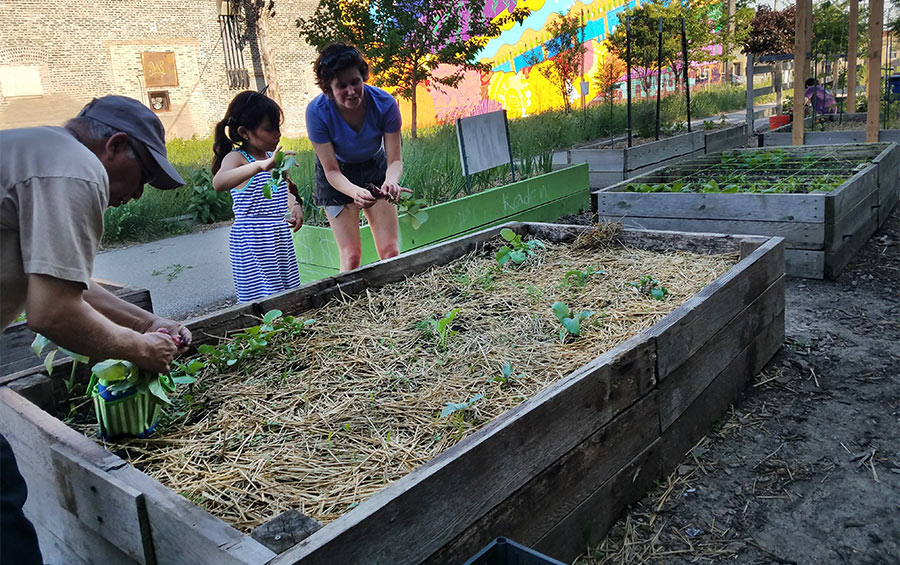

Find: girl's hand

[286,204,304,232]
[259,146,296,172]
[381,181,412,202]
[354,186,378,209]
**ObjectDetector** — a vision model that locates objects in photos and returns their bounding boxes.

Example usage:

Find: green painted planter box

[292,165,589,279]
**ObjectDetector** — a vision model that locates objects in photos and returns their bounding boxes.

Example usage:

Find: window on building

[734,62,742,76]
[219,12,250,89]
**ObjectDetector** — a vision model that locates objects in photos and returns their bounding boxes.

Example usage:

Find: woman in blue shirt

[306,43,410,272]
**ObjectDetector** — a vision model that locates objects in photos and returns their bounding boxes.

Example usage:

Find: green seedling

[562,267,605,289]
[263,150,297,199]
[489,362,520,386]
[31,334,90,393]
[495,228,546,266]
[197,309,314,368]
[629,275,669,300]
[416,308,460,350]
[440,393,484,438]
[397,194,429,229]
[552,301,594,340]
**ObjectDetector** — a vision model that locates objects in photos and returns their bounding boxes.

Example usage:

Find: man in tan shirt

[1,95,193,563]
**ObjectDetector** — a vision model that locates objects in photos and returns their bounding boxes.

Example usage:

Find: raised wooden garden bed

[552,124,747,190]
[593,143,900,278]
[761,113,900,146]
[291,164,589,281]
[0,222,785,565]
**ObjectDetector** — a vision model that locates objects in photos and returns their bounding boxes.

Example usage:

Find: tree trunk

[410,78,418,140]
[255,12,282,106]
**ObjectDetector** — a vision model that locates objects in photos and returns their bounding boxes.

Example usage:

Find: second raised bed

[593,143,899,278]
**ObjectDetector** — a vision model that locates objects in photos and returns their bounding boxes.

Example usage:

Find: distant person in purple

[805,78,837,115]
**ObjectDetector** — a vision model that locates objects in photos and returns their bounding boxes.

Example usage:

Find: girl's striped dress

[229,149,301,303]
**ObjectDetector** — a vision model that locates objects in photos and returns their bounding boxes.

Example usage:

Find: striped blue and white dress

[229,149,301,303]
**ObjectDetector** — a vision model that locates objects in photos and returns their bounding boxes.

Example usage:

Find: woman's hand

[381,180,412,202]
[259,146,296,172]
[354,186,378,209]
[287,204,304,232]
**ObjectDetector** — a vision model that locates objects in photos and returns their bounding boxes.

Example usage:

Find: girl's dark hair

[314,42,369,95]
[805,78,817,87]
[212,89,283,173]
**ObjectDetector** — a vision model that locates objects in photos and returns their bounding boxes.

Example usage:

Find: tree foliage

[528,12,586,113]
[607,0,717,94]
[296,0,530,138]
[592,52,627,102]
[740,5,795,56]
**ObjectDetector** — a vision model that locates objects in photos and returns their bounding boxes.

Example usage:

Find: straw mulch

[96,230,737,532]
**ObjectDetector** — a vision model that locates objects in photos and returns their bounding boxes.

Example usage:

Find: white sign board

[456,110,511,175]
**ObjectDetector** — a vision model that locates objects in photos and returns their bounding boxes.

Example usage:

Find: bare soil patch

[556,208,900,564]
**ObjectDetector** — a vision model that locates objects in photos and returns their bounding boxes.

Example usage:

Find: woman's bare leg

[326,204,363,272]
[363,199,401,260]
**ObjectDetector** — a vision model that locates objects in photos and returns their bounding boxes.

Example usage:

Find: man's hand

[136,332,178,373]
[151,322,192,354]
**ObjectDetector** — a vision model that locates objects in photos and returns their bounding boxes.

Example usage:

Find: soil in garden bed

[63,230,738,532]
[569,208,900,564]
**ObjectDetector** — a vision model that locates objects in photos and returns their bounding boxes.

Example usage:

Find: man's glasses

[128,138,156,186]
[319,46,360,69]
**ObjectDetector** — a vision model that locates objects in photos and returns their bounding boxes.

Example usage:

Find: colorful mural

[395,0,723,129]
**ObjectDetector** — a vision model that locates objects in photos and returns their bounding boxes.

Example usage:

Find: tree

[230,0,283,105]
[710,0,755,82]
[592,52,627,103]
[607,1,717,96]
[296,0,530,139]
[527,13,586,113]
[740,5,796,56]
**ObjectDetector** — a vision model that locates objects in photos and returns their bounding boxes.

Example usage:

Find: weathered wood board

[593,143,899,279]
[554,125,747,190]
[0,223,785,565]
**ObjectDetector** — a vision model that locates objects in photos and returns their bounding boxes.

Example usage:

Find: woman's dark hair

[211,89,283,173]
[805,78,817,88]
[314,42,369,95]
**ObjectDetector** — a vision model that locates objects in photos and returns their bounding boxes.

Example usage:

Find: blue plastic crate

[463,537,569,565]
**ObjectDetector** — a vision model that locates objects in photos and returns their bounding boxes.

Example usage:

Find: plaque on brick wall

[141,52,179,88]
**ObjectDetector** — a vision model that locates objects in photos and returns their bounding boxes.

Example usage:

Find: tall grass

[104,84,747,243]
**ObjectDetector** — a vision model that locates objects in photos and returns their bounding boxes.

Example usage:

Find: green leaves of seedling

[552,301,594,341]
[263,150,297,199]
[440,394,484,418]
[495,228,545,266]
[417,309,460,350]
[489,362,521,386]
[562,267,605,289]
[397,195,429,229]
[629,275,669,300]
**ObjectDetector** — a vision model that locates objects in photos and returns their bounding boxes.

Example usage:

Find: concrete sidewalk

[93,225,235,320]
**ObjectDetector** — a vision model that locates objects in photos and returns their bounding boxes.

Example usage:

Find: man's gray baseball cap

[76,95,185,190]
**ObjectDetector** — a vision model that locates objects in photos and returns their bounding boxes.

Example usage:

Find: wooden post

[868,0,884,142]
[793,0,810,146]
[746,53,755,133]
[726,0,736,83]
[848,0,859,111]
[774,61,783,114]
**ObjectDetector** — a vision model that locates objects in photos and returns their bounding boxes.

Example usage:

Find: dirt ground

[552,207,899,564]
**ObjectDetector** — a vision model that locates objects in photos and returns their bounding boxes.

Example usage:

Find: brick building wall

[0,0,320,138]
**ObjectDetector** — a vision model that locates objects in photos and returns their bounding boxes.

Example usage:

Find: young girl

[305,43,411,272]
[212,88,303,303]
